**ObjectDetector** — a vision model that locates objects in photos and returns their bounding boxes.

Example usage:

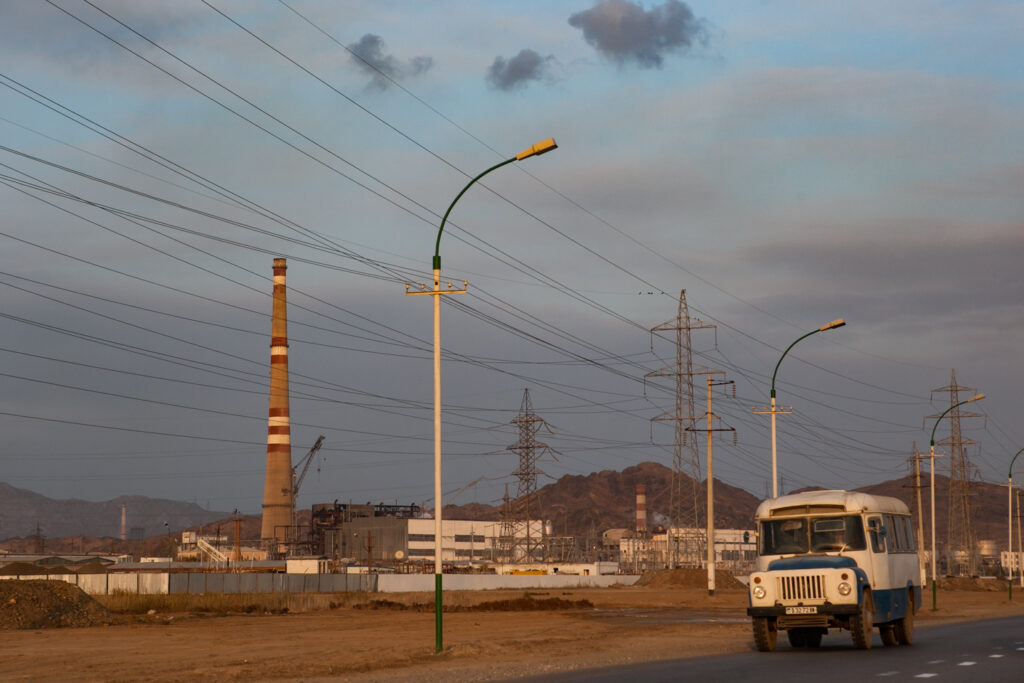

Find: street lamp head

[515,137,558,161]
[967,393,985,402]
[819,318,846,332]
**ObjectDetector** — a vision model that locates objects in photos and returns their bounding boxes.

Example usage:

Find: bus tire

[851,591,873,650]
[880,624,898,647]
[787,628,806,648]
[895,590,914,645]
[804,628,823,648]
[753,617,777,652]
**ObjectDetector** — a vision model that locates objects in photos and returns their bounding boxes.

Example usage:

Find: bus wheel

[895,591,914,645]
[753,617,777,652]
[880,624,898,647]
[850,591,873,650]
[787,628,806,648]
[804,628,823,648]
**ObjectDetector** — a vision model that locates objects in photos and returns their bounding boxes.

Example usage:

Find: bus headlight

[752,585,766,599]
[837,582,852,596]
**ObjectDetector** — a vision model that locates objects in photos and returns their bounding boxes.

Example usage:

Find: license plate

[785,606,818,615]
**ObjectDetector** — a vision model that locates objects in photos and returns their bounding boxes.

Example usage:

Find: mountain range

[0,461,1015,553]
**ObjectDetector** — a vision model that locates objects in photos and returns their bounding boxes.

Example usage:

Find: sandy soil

[2,577,1024,682]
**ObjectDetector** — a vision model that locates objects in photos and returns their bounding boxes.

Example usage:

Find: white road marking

[927,660,945,664]
[989,654,1004,658]
[957,661,976,666]
[914,674,938,679]
[876,672,900,677]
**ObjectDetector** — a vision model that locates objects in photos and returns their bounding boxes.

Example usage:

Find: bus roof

[755,489,910,519]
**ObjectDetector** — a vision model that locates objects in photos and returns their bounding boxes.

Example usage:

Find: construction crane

[289,435,326,550]
[443,475,498,506]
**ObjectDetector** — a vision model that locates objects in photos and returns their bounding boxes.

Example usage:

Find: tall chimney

[260,258,293,551]
[635,483,647,535]
[120,504,126,541]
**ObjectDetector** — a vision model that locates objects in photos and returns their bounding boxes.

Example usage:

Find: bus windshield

[759,515,867,555]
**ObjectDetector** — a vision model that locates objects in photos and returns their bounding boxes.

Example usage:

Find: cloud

[568,0,710,68]
[346,34,433,90]
[486,49,557,91]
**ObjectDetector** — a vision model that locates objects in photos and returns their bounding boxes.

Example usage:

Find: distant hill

[3,464,1014,555]
[0,483,229,541]
[446,462,1013,546]
[855,473,1009,544]
[446,461,762,539]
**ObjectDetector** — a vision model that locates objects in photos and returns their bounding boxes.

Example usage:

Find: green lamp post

[407,137,557,653]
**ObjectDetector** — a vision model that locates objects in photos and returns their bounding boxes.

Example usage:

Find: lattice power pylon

[930,370,985,577]
[645,290,716,568]
[505,389,555,563]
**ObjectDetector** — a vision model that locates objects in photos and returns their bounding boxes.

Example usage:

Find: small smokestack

[636,483,647,535]
[260,258,293,551]
[120,504,126,541]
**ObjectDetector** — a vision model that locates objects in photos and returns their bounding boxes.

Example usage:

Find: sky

[1,0,1022,520]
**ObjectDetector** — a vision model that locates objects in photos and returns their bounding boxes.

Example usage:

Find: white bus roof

[755,489,910,519]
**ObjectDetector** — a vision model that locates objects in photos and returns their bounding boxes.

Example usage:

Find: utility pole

[645,290,717,568]
[1017,489,1023,589]
[911,444,927,585]
[687,374,734,596]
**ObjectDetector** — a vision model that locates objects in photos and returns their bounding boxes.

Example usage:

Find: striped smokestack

[260,258,293,550]
[635,483,647,535]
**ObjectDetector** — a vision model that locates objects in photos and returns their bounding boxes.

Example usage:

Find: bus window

[902,516,916,551]
[884,515,903,550]
[759,518,808,555]
[868,517,886,553]
[810,516,866,552]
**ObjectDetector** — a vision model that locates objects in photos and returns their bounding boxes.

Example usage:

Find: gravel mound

[0,579,116,629]
[937,576,1008,592]
[636,568,746,590]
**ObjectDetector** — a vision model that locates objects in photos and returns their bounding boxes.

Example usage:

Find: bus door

[866,515,891,593]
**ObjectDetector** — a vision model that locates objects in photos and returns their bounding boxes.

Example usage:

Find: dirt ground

[2,573,1024,682]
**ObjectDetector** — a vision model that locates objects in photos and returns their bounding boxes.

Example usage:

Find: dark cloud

[568,0,710,68]
[486,49,556,91]
[347,34,434,90]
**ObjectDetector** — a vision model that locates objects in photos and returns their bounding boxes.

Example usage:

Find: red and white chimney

[260,258,293,550]
[635,483,647,535]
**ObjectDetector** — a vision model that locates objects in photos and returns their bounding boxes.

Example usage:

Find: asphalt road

[517,616,1024,682]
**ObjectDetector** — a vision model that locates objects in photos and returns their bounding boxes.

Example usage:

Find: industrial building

[306,501,549,568]
[619,527,757,574]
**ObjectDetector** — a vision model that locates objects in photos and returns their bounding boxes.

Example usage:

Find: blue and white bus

[747,490,921,651]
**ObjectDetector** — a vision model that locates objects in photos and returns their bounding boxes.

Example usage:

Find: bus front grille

[778,574,825,601]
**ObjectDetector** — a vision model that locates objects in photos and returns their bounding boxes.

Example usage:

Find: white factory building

[619,527,757,573]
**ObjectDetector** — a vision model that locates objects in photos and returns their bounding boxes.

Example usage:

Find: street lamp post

[1008,447,1024,601]
[407,137,557,654]
[927,393,984,610]
[756,319,845,499]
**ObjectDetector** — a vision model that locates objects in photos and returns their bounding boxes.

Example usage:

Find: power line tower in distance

[506,389,555,563]
[930,370,985,577]
[645,290,717,568]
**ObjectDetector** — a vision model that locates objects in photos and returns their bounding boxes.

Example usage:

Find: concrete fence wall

[0,572,636,595]
[378,574,639,592]
[0,573,171,595]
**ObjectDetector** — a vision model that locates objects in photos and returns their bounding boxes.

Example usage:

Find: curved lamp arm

[1010,446,1024,480]
[929,393,985,448]
[433,138,557,269]
[770,319,846,399]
